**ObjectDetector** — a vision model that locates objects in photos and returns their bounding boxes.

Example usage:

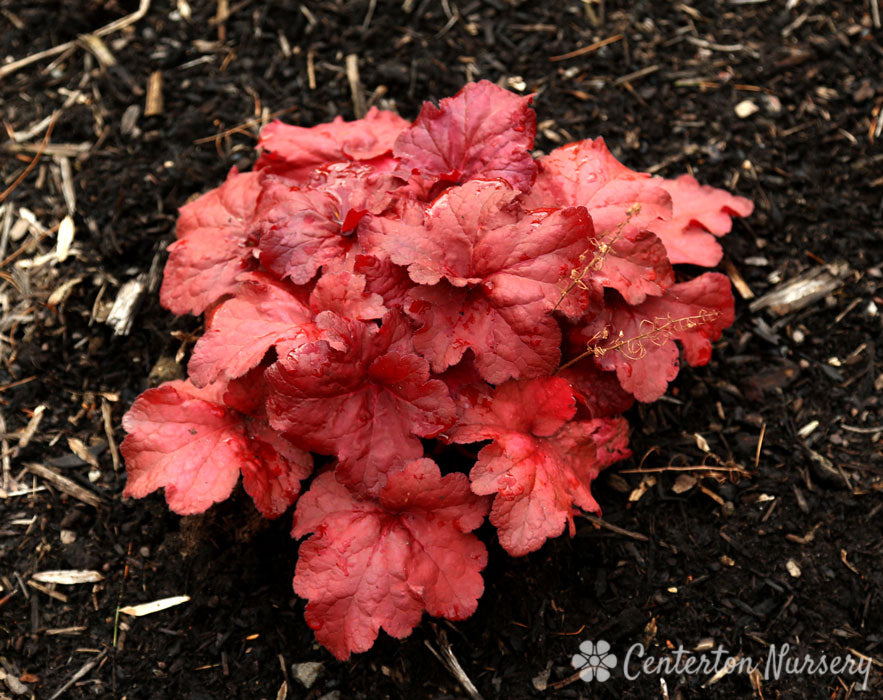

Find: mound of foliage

[121,81,752,659]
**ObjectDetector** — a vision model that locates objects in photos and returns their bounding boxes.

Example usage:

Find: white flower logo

[572,639,617,682]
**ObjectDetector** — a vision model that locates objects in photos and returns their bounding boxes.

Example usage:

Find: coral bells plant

[121,81,753,659]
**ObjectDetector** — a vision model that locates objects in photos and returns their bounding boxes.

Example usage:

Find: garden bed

[1,1,881,697]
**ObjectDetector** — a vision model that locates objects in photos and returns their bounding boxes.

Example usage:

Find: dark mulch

[1,1,881,698]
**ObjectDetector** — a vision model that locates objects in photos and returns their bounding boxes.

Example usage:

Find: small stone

[60,529,77,544]
[291,662,323,690]
[734,99,759,118]
[786,559,802,578]
[762,94,782,114]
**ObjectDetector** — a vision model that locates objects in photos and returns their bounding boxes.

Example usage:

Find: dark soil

[1,1,881,698]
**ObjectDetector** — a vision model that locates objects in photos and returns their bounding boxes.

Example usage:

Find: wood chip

[177,0,192,21]
[749,262,849,316]
[672,474,697,494]
[694,433,711,453]
[25,462,103,508]
[629,475,657,502]
[101,399,121,472]
[424,628,483,700]
[145,71,164,116]
[44,626,88,635]
[105,273,147,336]
[840,549,860,575]
[723,257,754,299]
[57,156,76,214]
[27,579,68,602]
[119,595,190,617]
[345,54,366,119]
[18,404,46,449]
[79,34,117,67]
[67,437,100,469]
[306,47,317,90]
[47,276,83,307]
[55,215,75,262]
[32,570,104,585]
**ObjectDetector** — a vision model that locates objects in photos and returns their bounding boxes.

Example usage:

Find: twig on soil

[307,47,317,90]
[27,579,68,602]
[362,0,378,29]
[0,221,59,272]
[101,399,121,472]
[548,669,583,690]
[0,410,11,492]
[1,486,47,498]
[425,627,483,700]
[0,0,151,80]
[578,513,649,541]
[48,649,108,700]
[346,54,366,119]
[25,462,103,508]
[0,112,58,205]
[192,105,298,144]
[755,423,765,468]
[723,257,755,299]
[614,65,660,86]
[621,463,751,475]
[549,34,623,62]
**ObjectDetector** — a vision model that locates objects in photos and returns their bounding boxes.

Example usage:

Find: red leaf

[121,380,311,517]
[557,358,635,418]
[649,174,754,266]
[188,273,319,387]
[256,165,397,285]
[160,169,261,315]
[585,416,632,469]
[256,107,409,181]
[353,253,414,309]
[365,179,591,382]
[407,283,563,385]
[577,274,736,402]
[449,378,621,556]
[266,312,455,495]
[526,137,651,205]
[309,269,387,320]
[525,140,676,305]
[582,228,674,306]
[393,80,537,191]
[451,376,577,441]
[368,180,590,305]
[256,183,357,285]
[222,363,272,417]
[292,459,488,659]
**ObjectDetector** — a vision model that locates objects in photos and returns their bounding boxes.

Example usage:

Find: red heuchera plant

[122,81,752,659]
